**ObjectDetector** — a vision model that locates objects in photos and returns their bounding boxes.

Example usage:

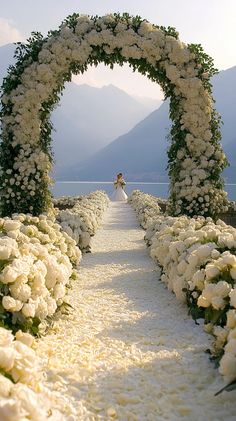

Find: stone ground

[37,202,235,420]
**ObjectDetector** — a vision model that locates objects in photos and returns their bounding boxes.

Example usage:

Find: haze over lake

[52,181,236,201]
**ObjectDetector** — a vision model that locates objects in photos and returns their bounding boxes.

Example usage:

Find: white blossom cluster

[0,14,227,216]
[225,200,236,213]
[0,327,70,420]
[0,213,81,326]
[53,196,82,209]
[129,190,236,381]
[56,191,110,252]
[128,190,161,229]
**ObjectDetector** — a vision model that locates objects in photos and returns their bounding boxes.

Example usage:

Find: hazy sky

[0,0,235,99]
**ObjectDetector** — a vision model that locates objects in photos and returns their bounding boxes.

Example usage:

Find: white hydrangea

[0,327,74,419]
[55,191,109,252]
[0,191,109,327]
[129,190,236,380]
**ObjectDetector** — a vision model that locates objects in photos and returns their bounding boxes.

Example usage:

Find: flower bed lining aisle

[0,191,109,420]
[129,190,236,385]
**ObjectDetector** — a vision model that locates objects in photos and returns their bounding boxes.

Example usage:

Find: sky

[0,0,236,99]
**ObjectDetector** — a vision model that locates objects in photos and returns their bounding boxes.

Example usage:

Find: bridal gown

[111,184,128,201]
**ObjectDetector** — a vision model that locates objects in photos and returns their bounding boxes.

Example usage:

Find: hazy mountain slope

[52,83,160,173]
[63,101,170,181]
[223,137,236,182]
[212,66,236,147]
[70,66,236,182]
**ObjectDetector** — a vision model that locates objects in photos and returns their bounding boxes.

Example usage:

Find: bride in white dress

[111,173,128,201]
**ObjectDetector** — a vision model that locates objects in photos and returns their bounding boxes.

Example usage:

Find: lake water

[52,181,236,201]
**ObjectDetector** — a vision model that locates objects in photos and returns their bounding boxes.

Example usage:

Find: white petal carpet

[37,202,235,420]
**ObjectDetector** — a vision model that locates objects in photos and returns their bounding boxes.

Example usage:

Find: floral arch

[0,13,228,218]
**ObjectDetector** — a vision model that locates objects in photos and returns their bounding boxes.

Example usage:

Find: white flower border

[0,191,109,330]
[0,327,76,419]
[0,190,109,418]
[55,191,110,252]
[129,190,236,383]
[0,13,228,218]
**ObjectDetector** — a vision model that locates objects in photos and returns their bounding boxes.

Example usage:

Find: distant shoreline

[54,181,236,186]
[54,181,170,185]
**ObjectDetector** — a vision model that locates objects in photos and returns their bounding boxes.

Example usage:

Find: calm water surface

[52,182,236,201]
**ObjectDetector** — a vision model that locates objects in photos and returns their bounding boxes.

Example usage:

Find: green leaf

[215,379,236,396]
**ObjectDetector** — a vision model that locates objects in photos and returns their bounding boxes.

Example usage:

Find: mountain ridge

[65,65,236,182]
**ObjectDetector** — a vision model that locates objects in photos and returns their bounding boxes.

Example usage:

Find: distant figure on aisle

[111,173,128,201]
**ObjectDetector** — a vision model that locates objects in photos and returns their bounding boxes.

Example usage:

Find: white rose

[211,249,220,259]
[11,383,47,419]
[0,237,18,260]
[11,342,36,384]
[192,269,205,290]
[0,399,22,421]
[22,302,36,318]
[200,283,215,302]
[35,297,48,320]
[1,266,18,284]
[3,220,21,231]
[0,348,17,371]
[230,267,236,280]
[213,326,228,342]
[229,288,236,308]
[226,310,236,329]
[0,373,12,397]
[2,296,23,312]
[0,327,14,347]
[224,338,236,356]
[10,282,31,302]
[45,296,57,316]
[53,283,66,300]
[15,330,34,347]
[219,353,236,380]
[205,264,220,280]
[214,281,231,298]
[211,296,225,310]
[228,327,236,340]
[177,260,188,275]
[222,253,236,266]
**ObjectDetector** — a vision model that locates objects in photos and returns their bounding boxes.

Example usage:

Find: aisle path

[38,203,235,420]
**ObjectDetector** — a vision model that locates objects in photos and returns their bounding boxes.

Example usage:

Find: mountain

[223,137,236,181]
[0,43,161,176]
[51,83,160,175]
[212,67,236,147]
[61,101,170,181]
[70,66,236,182]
